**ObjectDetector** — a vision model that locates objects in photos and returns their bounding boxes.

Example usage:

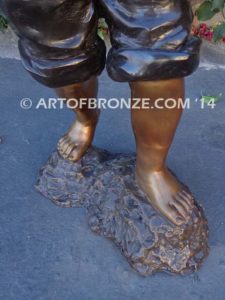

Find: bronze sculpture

[1,0,209,275]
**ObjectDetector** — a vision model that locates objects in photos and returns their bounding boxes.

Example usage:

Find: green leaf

[213,22,225,42]
[98,29,104,40]
[200,94,222,104]
[196,1,217,21]
[0,14,8,32]
[211,0,225,11]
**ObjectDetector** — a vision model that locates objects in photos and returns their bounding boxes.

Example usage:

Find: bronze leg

[56,76,99,162]
[130,78,194,226]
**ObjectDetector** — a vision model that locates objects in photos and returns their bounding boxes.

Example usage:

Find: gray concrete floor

[0,52,225,299]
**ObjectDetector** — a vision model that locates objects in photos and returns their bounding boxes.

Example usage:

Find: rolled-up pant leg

[0,0,106,87]
[98,0,201,82]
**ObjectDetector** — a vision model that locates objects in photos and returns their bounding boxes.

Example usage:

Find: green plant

[0,13,8,31]
[196,0,225,41]
[98,18,108,40]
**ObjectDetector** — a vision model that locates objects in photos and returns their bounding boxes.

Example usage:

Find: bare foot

[136,167,194,226]
[57,118,97,162]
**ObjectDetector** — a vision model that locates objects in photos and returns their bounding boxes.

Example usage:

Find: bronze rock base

[35,147,209,276]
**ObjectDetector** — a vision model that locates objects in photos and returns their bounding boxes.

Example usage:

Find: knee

[1,1,47,40]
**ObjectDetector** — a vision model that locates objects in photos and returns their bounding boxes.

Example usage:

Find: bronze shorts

[1,0,201,87]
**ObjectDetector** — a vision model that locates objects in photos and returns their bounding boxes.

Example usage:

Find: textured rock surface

[36,147,209,276]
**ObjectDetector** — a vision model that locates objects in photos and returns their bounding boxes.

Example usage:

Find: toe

[61,139,72,156]
[170,199,188,220]
[58,136,69,154]
[69,145,83,162]
[68,146,80,162]
[167,205,185,226]
[69,144,85,162]
[176,193,191,212]
[64,142,76,157]
[57,139,64,152]
[58,136,67,148]
[180,190,194,207]
[182,189,194,200]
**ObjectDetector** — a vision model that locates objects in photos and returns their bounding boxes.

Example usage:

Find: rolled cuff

[18,38,106,88]
[106,36,201,82]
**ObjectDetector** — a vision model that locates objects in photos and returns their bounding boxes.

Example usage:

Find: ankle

[136,160,166,175]
[77,109,100,126]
